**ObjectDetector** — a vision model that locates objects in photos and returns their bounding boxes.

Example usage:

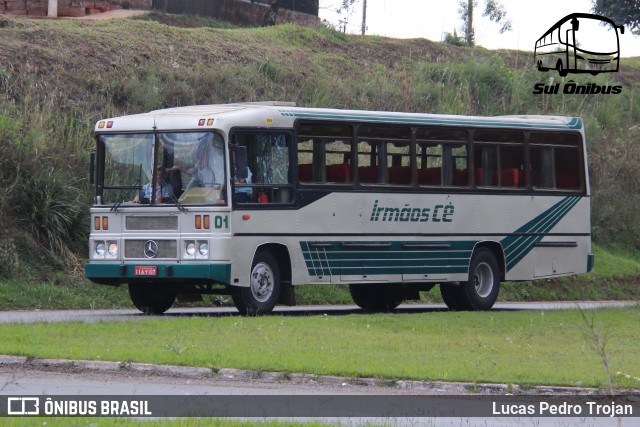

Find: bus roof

[536,13,619,43]
[95,102,584,133]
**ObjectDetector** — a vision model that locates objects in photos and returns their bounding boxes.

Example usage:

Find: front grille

[125,240,178,259]
[126,216,178,231]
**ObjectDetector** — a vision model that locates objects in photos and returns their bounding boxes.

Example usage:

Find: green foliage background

[0,13,638,278]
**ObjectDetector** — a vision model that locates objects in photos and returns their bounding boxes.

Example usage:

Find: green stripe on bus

[299,196,582,278]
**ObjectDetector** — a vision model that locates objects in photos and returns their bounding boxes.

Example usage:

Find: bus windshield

[100,131,226,205]
[574,18,619,54]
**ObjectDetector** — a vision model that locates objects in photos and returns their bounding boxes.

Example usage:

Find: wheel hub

[251,262,274,302]
[474,262,494,298]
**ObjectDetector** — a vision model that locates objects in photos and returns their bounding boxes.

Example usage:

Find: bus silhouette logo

[535,13,624,77]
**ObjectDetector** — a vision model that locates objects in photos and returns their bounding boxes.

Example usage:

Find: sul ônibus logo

[533,13,624,95]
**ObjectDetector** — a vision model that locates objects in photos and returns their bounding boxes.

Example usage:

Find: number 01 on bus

[84,102,594,315]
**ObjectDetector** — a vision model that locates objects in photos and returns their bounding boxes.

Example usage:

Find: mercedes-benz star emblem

[144,240,159,258]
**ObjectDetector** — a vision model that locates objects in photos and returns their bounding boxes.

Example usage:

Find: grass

[2,419,321,427]
[0,307,639,389]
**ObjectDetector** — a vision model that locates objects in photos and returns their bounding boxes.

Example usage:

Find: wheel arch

[471,241,506,282]
[256,242,295,306]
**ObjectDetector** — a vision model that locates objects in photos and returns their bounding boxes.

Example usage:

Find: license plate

[134,266,157,276]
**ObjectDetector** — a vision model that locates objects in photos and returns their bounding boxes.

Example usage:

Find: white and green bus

[85,102,594,315]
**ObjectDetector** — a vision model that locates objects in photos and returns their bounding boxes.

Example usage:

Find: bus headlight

[107,242,119,257]
[186,241,196,257]
[185,240,209,259]
[198,242,209,257]
[95,241,106,257]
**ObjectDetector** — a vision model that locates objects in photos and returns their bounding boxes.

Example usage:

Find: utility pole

[361,0,367,35]
[47,0,58,18]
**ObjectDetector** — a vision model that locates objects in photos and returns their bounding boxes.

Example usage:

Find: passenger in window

[134,167,173,204]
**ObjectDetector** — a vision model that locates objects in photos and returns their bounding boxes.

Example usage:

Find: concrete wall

[0,0,318,27]
[0,1,153,17]
[156,0,320,28]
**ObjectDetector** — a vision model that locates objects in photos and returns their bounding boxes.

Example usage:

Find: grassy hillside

[0,12,638,295]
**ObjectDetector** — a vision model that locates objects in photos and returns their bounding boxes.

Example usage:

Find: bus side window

[297,124,352,184]
[555,148,581,190]
[529,132,582,191]
[357,125,411,185]
[237,132,292,203]
[416,143,442,186]
[357,140,380,184]
[473,130,524,188]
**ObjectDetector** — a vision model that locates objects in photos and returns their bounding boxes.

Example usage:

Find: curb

[0,355,609,395]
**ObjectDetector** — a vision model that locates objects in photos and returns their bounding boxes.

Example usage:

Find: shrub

[16,166,88,255]
[0,237,20,278]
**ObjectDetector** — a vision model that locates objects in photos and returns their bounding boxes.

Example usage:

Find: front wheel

[556,60,567,77]
[232,251,281,316]
[128,283,176,315]
[457,248,500,311]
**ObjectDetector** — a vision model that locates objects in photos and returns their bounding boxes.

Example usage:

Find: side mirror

[90,150,96,186]
[571,18,579,31]
[619,25,625,35]
[234,146,248,180]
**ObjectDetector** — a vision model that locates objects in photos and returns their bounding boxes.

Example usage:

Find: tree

[336,0,357,33]
[457,0,512,47]
[592,0,640,35]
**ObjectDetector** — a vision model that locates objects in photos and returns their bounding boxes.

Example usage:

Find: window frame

[292,120,586,196]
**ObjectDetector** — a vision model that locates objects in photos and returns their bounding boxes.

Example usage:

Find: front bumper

[85,263,231,285]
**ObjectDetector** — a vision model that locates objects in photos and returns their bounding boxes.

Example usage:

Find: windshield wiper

[169,193,187,212]
[111,180,140,212]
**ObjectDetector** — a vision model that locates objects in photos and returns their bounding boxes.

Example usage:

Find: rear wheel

[128,283,176,315]
[349,284,403,312]
[232,251,281,316]
[457,248,500,311]
[439,283,465,311]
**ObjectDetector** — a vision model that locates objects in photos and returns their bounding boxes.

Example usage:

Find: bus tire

[537,60,546,71]
[349,284,403,313]
[556,60,567,77]
[439,283,465,311]
[232,251,281,316]
[458,248,500,311]
[128,283,176,315]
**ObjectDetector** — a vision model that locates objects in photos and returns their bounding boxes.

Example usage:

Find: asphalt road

[0,301,635,324]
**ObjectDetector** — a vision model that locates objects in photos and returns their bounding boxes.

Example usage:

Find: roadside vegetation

[0,12,638,306]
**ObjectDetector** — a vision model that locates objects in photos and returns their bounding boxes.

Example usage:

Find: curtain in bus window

[159,132,225,189]
[476,145,497,186]
[102,134,154,188]
[531,146,554,188]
